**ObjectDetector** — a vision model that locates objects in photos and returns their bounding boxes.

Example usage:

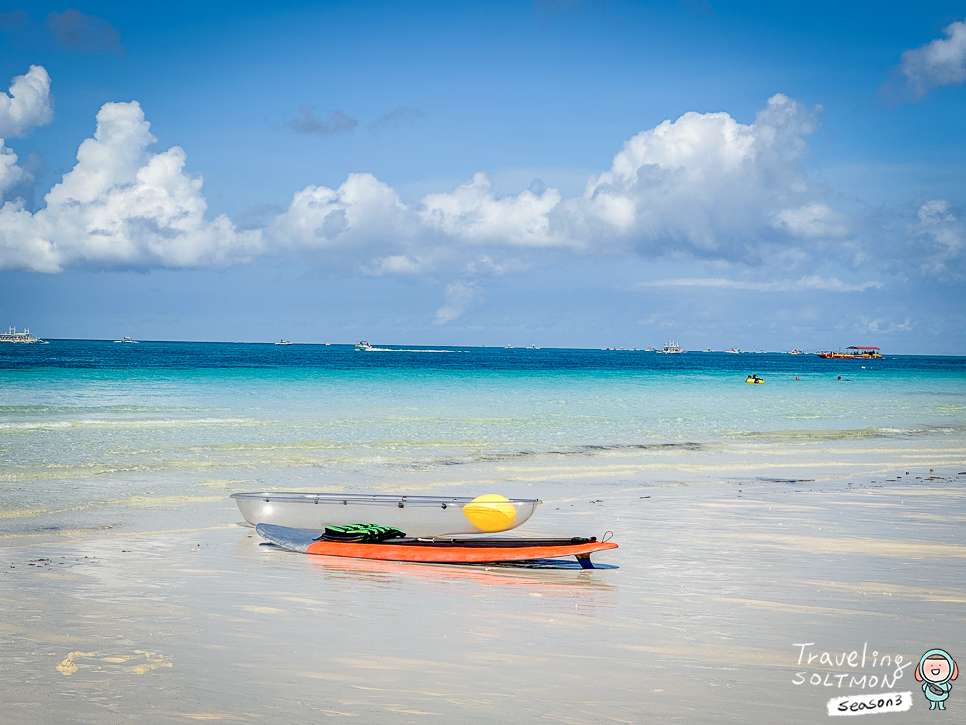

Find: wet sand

[2,464,965,723]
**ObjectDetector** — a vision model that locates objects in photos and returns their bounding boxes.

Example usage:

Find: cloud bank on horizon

[1,64,961,295]
[2,7,966,331]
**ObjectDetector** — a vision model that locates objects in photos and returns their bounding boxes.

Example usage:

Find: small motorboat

[231,492,542,538]
[255,523,618,568]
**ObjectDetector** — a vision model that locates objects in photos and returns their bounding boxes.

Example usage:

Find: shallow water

[1,342,965,722]
[1,342,964,536]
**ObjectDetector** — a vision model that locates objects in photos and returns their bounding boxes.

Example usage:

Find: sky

[1,0,965,352]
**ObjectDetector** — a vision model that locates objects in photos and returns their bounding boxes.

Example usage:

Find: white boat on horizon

[661,341,683,354]
[114,336,139,343]
[274,340,293,345]
[355,340,374,350]
[0,326,41,343]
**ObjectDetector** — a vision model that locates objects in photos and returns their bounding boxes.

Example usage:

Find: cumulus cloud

[772,203,851,239]
[636,276,883,293]
[401,95,832,265]
[0,101,260,272]
[0,142,25,196]
[421,172,565,247]
[883,19,966,103]
[361,254,426,276]
[3,84,928,301]
[268,172,411,253]
[561,93,825,261]
[435,281,479,323]
[289,106,358,136]
[911,199,965,279]
[45,9,123,54]
[0,65,53,139]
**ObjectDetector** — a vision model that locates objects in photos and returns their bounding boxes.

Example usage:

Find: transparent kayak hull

[230,492,542,537]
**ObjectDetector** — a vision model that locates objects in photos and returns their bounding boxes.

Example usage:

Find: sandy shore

[2,462,965,723]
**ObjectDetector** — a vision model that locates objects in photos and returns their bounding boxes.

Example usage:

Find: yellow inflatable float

[462,494,518,532]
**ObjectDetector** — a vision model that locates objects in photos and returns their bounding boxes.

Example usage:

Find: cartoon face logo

[916,649,958,711]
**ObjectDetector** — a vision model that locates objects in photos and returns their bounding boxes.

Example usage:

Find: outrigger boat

[817,346,882,359]
[0,326,41,343]
[255,523,618,569]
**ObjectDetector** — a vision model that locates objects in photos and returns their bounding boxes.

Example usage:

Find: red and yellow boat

[817,346,882,359]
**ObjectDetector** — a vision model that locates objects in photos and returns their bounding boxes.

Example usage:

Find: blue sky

[1,1,965,352]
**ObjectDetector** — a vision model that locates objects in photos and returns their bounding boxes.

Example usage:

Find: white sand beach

[3,447,964,724]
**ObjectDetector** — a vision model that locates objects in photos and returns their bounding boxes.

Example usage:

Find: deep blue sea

[2,340,964,536]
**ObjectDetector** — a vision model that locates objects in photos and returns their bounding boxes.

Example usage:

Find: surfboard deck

[255,523,618,568]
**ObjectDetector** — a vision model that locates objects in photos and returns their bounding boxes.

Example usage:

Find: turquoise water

[1,341,964,535]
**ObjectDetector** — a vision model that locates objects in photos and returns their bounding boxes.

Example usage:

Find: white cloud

[0,141,24,196]
[854,317,915,334]
[912,199,965,279]
[772,203,850,239]
[361,254,425,276]
[268,172,411,253]
[420,172,565,247]
[562,93,826,260]
[0,101,260,272]
[0,88,845,276]
[434,281,479,323]
[0,65,53,139]
[889,19,966,101]
[637,276,883,292]
[0,81,909,297]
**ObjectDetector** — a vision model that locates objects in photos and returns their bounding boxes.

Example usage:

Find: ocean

[1,340,964,538]
[4,340,966,724]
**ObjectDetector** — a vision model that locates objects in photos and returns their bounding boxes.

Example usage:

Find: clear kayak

[231,492,542,537]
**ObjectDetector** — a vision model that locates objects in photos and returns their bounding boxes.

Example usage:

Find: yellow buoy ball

[463,494,517,533]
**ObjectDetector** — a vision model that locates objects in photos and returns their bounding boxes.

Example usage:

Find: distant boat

[114,336,139,344]
[726,348,741,354]
[661,341,683,354]
[355,341,374,351]
[274,340,293,346]
[526,344,540,350]
[0,326,41,343]
[817,346,882,359]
